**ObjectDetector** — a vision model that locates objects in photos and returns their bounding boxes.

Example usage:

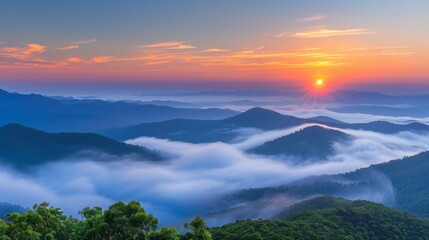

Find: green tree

[103,201,158,239]
[147,227,180,240]
[73,201,158,240]
[184,217,212,240]
[0,220,11,240]
[6,202,67,240]
[72,206,106,240]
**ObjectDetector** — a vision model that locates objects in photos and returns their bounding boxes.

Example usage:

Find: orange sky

[1,0,429,92]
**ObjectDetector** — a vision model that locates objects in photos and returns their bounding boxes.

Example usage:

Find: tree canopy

[1,199,429,240]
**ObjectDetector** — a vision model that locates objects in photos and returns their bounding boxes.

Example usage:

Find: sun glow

[316,79,324,87]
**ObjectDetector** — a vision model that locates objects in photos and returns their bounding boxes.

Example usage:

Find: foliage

[183,217,212,240]
[147,227,180,240]
[1,199,429,240]
[0,201,168,240]
[4,202,71,240]
[210,200,429,240]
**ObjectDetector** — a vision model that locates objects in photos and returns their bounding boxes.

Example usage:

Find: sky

[1,0,429,94]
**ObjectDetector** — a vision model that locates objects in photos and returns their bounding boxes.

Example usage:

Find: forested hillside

[211,200,429,240]
[227,151,429,218]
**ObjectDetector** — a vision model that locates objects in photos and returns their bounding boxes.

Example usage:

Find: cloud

[296,14,329,22]
[56,38,95,51]
[90,55,172,64]
[66,57,83,63]
[0,43,68,68]
[0,43,46,60]
[72,38,96,44]
[57,45,79,50]
[266,32,288,38]
[1,122,429,226]
[203,48,229,53]
[288,28,374,38]
[138,41,196,50]
[146,60,172,65]
[90,55,115,63]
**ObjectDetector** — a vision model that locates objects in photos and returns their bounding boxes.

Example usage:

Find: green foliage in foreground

[210,200,429,240]
[0,201,206,240]
[2,199,429,240]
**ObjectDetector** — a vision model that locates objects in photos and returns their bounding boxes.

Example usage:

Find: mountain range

[0,89,237,132]
[101,107,429,142]
[0,124,161,169]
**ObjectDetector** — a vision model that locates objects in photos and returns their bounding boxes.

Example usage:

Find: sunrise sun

[315,79,324,87]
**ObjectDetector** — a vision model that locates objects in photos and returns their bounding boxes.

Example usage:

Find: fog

[0,123,428,226]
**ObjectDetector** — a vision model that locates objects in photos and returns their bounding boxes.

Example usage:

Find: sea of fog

[1,120,429,226]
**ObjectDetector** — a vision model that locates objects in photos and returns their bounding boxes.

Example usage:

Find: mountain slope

[273,196,352,219]
[250,126,352,159]
[210,199,429,240]
[0,89,238,132]
[0,124,162,169]
[227,151,429,218]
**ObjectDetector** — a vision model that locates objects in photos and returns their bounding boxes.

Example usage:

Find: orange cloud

[90,56,115,63]
[203,48,229,53]
[90,55,172,63]
[66,57,83,63]
[0,43,46,60]
[146,60,171,65]
[138,41,196,50]
[288,28,374,38]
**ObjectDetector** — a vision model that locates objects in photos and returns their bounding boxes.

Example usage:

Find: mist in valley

[1,119,428,226]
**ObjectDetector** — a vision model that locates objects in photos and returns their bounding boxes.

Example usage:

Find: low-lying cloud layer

[0,124,428,226]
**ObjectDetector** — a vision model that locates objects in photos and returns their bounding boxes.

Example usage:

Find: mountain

[226,151,429,218]
[101,107,429,142]
[223,107,305,130]
[100,107,318,142]
[204,196,351,227]
[330,90,429,107]
[250,126,352,160]
[307,116,346,125]
[0,124,162,169]
[330,105,429,118]
[210,199,429,240]
[0,202,27,220]
[0,89,238,132]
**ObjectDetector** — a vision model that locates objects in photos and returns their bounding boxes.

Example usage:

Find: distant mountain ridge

[101,107,429,142]
[330,105,429,118]
[0,89,238,132]
[0,202,27,220]
[0,124,162,169]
